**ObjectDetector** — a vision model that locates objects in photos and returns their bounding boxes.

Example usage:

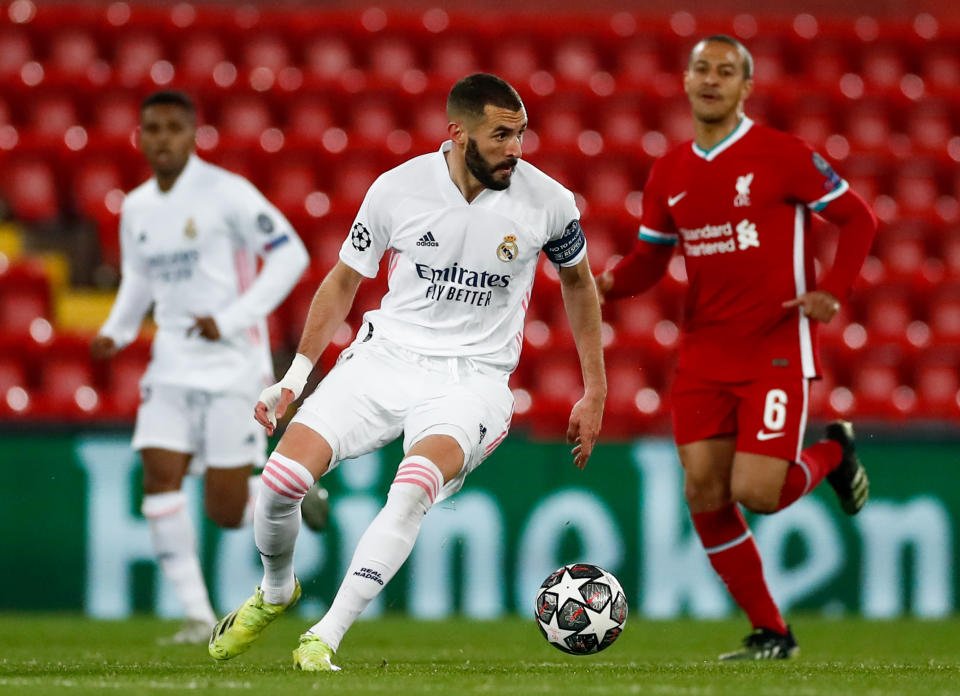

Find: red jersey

[639,118,851,383]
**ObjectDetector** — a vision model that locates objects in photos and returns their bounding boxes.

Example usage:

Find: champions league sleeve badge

[351,222,372,251]
[496,234,519,262]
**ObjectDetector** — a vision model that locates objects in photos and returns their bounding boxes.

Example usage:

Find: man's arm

[209,232,310,339]
[254,261,364,433]
[93,219,153,358]
[783,189,877,323]
[596,239,674,303]
[558,257,607,470]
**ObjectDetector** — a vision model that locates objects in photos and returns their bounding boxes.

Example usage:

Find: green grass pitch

[2,614,959,695]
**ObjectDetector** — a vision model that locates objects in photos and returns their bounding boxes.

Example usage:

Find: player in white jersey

[209,74,607,670]
[91,91,319,644]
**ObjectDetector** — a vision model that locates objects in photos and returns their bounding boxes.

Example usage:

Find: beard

[465,137,516,191]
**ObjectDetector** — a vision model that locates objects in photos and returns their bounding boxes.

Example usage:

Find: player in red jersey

[597,35,876,660]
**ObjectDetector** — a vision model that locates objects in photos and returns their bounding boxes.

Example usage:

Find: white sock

[256,452,314,604]
[308,455,443,651]
[142,490,215,625]
[241,474,261,527]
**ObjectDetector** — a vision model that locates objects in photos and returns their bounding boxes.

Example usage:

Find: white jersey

[99,155,309,394]
[339,140,586,374]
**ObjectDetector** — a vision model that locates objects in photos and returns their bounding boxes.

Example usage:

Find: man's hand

[187,316,221,340]
[566,393,604,470]
[90,335,119,359]
[783,290,841,323]
[254,385,297,436]
[595,271,614,305]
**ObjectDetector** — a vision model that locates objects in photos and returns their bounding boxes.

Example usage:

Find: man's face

[684,41,752,124]
[463,105,526,190]
[139,104,196,177]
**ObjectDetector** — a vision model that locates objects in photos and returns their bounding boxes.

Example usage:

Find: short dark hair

[690,35,754,79]
[447,73,523,123]
[140,90,196,119]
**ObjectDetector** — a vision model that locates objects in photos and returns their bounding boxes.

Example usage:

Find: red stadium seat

[850,359,902,419]
[287,98,336,141]
[787,102,834,150]
[906,102,952,154]
[941,232,960,281]
[611,296,663,348]
[219,97,272,140]
[93,95,139,141]
[875,224,929,283]
[334,160,379,208]
[861,44,906,91]
[582,162,632,215]
[244,34,291,72]
[304,35,354,81]
[491,40,541,84]
[115,33,164,85]
[74,160,124,218]
[616,39,662,87]
[750,38,787,86]
[538,100,584,147]
[0,29,32,79]
[348,97,398,145]
[893,164,940,220]
[803,41,849,89]
[29,95,78,139]
[553,38,601,84]
[2,160,59,221]
[915,363,960,418]
[430,37,480,83]
[368,37,418,83]
[863,289,913,343]
[922,47,960,95]
[178,33,227,81]
[844,101,892,153]
[659,97,695,146]
[48,30,99,79]
[929,289,960,342]
[599,102,646,150]
[264,160,318,216]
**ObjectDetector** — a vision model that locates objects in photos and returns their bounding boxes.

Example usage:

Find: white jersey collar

[155,153,201,196]
[691,116,754,162]
[435,140,499,205]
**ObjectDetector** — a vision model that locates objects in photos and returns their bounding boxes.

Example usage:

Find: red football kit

[609,117,875,458]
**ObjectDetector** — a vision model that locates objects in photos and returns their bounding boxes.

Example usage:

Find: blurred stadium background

[0,0,958,623]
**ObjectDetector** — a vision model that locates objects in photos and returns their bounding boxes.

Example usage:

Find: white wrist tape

[258,353,314,427]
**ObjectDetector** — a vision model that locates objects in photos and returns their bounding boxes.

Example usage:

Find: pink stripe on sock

[262,474,302,500]
[142,503,185,519]
[398,463,442,497]
[393,476,436,503]
[266,460,310,494]
[263,468,307,498]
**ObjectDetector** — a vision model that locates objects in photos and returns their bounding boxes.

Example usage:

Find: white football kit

[99,154,309,466]
[291,141,587,496]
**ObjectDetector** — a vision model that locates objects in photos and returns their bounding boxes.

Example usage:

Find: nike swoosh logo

[756,430,786,441]
[667,192,687,207]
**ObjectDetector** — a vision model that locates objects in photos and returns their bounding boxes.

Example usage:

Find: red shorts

[670,370,810,461]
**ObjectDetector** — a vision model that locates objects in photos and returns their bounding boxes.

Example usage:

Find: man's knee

[730,479,779,514]
[684,475,730,512]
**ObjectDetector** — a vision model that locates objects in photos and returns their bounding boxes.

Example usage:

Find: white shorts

[132,383,266,472]
[290,332,514,502]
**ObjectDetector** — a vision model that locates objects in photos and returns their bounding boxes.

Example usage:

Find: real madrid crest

[184,217,197,239]
[497,234,518,262]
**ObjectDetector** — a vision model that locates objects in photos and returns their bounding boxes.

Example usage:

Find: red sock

[692,504,787,634]
[776,440,843,511]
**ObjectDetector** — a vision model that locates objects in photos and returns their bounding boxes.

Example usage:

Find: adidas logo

[416,231,439,247]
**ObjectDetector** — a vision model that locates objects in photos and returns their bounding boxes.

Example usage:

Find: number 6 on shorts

[763,388,788,431]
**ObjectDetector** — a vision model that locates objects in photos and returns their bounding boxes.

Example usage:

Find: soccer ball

[534,563,627,655]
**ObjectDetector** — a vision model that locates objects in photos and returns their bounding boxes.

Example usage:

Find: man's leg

[209,423,333,660]
[680,438,791,642]
[204,464,254,529]
[141,448,217,637]
[294,433,464,671]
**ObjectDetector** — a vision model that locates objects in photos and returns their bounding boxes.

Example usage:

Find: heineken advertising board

[1,432,956,619]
